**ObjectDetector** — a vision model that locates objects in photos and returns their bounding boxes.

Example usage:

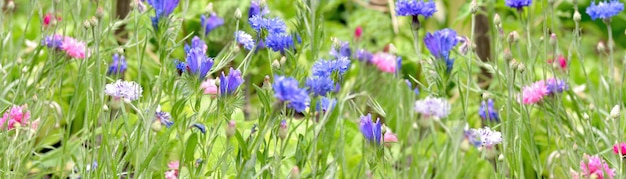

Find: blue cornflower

[316,97,336,112]
[184,36,214,79]
[249,0,269,18]
[306,75,335,96]
[405,80,420,95]
[42,35,63,49]
[586,0,624,20]
[424,28,459,73]
[219,68,244,95]
[249,15,287,34]
[545,78,568,95]
[108,54,128,75]
[505,0,532,9]
[395,0,437,18]
[464,129,483,147]
[191,123,206,134]
[200,13,224,35]
[359,113,382,145]
[355,49,373,63]
[272,76,310,112]
[311,57,351,77]
[266,33,296,54]
[156,110,174,128]
[146,0,180,30]
[329,40,351,59]
[235,31,255,50]
[174,60,187,75]
[478,99,499,122]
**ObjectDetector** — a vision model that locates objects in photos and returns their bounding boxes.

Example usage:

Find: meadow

[0,0,625,178]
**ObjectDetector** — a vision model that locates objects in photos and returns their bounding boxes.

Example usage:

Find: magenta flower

[0,105,31,130]
[613,143,626,156]
[579,154,615,179]
[60,37,88,59]
[372,52,397,73]
[520,80,548,104]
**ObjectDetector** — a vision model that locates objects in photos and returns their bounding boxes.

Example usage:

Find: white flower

[610,105,620,119]
[414,97,451,118]
[104,80,143,101]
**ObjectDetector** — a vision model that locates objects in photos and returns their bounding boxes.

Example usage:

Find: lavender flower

[414,97,451,118]
[42,35,63,49]
[505,0,532,9]
[107,54,128,75]
[155,107,173,128]
[184,36,214,79]
[329,40,351,59]
[272,76,310,112]
[355,49,373,63]
[360,113,382,145]
[219,68,244,95]
[479,99,499,122]
[104,80,143,101]
[201,13,224,35]
[586,0,624,20]
[395,0,437,18]
[465,127,502,148]
[146,0,180,30]
[235,31,255,50]
[266,33,296,54]
[248,0,269,18]
[545,78,568,95]
[424,28,459,73]
[306,76,335,96]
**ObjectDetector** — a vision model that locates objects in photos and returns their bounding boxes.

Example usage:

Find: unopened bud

[482,92,491,100]
[289,166,300,179]
[90,16,99,26]
[6,1,15,11]
[103,104,109,112]
[354,26,363,40]
[470,1,478,14]
[234,8,242,19]
[573,11,581,22]
[83,20,92,29]
[205,3,213,14]
[226,120,236,138]
[610,105,620,119]
[507,31,520,44]
[262,75,272,90]
[151,120,162,132]
[516,62,526,72]
[597,42,606,53]
[96,7,105,19]
[133,0,146,13]
[549,33,557,46]
[504,49,512,61]
[509,59,519,69]
[493,14,501,28]
[272,60,280,68]
[280,56,286,64]
[22,66,28,73]
[232,45,240,53]
[278,120,288,140]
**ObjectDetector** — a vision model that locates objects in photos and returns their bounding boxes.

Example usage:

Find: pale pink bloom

[371,52,396,73]
[520,80,548,104]
[580,154,615,179]
[168,160,180,170]
[383,132,398,143]
[164,170,178,179]
[30,119,40,130]
[201,79,218,95]
[0,105,31,130]
[60,37,88,59]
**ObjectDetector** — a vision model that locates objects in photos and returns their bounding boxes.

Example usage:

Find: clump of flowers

[572,154,616,179]
[107,54,128,76]
[424,28,459,73]
[613,143,626,156]
[505,0,532,10]
[414,97,451,118]
[200,12,224,35]
[182,36,214,80]
[311,57,351,77]
[359,113,382,145]
[104,80,143,101]
[586,0,624,21]
[479,99,499,122]
[272,76,310,112]
[0,105,31,130]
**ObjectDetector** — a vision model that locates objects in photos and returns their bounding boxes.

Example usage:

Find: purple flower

[586,0,624,20]
[355,49,373,63]
[42,35,64,49]
[235,31,255,50]
[424,28,459,73]
[360,113,382,145]
[248,0,269,18]
[155,107,173,128]
[311,57,351,77]
[414,97,450,118]
[479,99,499,122]
[266,33,296,54]
[249,15,287,34]
[395,0,437,18]
[306,76,335,96]
[316,97,336,112]
[465,127,502,148]
[201,13,224,35]
[184,36,214,79]
[545,78,568,95]
[272,76,310,112]
[329,41,351,59]
[174,60,187,75]
[104,80,143,101]
[219,68,244,95]
[108,54,128,75]
[505,0,532,9]
[146,0,180,30]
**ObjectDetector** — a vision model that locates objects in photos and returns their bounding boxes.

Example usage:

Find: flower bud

[597,42,606,53]
[493,14,501,27]
[482,92,491,100]
[90,16,99,27]
[610,105,620,119]
[83,19,92,29]
[573,11,581,22]
[272,60,280,69]
[509,59,519,69]
[226,120,236,138]
[507,31,520,44]
[151,120,162,132]
[388,43,397,54]
[278,120,288,140]
[516,62,526,72]
[549,33,557,46]
[504,49,512,62]
[470,1,478,14]
[354,26,363,40]
[280,56,286,64]
[103,104,109,112]
[96,7,105,19]
[234,8,242,19]
[262,75,272,90]
[289,166,300,179]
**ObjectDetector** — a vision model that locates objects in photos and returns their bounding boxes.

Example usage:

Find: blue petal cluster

[108,54,128,75]
[42,35,63,49]
[306,76,335,96]
[424,28,459,73]
[505,0,532,9]
[146,0,180,30]
[219,68,244,95]
[201,13,224,35]
[266,33,296,54]
[156,110,174,128]
[478,99,499,122]
[355,49,373,63]
[235,31,255,50]
[184,36,214,80]
[586,0,624,20]
[545,78,568,95]
[272,76,310,112]
[248,0,269,19]
[395,0,437,18]
[311,57,351,77]
[248,15,287,34]
[359,113,382,145]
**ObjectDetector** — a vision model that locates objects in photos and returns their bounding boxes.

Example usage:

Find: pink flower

[0,105,31,130]
[201,79,218,95]
[168,160,180,170]
[520,80,548,104]
[548,55,567,70]
[43,13,60,27]
[613,143,626,155]
[383,132,398,147]
[372,52,396,73]
[354,26,362,40]
[580,154,615,179]
[164,160,180,179]
[60,37,88,59]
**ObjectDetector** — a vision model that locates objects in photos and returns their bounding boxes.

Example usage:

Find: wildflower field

[1,0,626,178]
